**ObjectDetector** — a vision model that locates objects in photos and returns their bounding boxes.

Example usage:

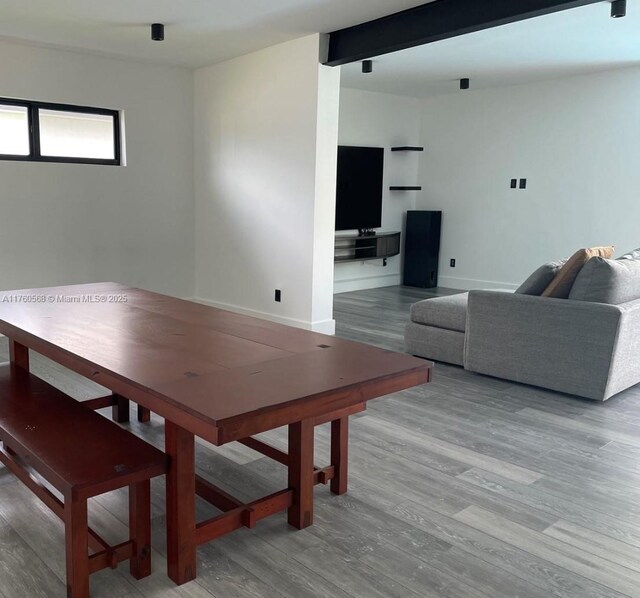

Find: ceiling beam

[325,0,605,66]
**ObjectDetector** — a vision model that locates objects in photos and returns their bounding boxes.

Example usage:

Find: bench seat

[0,362,167,598]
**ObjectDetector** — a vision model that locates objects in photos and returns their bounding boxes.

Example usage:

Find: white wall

[418,66,640,290]
[194,34,340,334]
[0,40,195,297]
[335,88,421,294]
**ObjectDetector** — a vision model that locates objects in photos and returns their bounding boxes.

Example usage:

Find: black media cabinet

[334,231,401,263]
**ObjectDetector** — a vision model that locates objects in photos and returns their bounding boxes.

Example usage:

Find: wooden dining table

[0,282,431,586]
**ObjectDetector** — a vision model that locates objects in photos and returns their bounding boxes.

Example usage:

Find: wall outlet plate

[450,259,456,268]
[275,289,281,302]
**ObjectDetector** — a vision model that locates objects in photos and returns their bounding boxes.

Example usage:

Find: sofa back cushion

[618,247,640,260]
[569,257,640,304]
[542,246,615,299]
[516,259,567,295]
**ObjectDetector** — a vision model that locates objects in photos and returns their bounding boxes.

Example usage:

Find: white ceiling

[341,1,640,98]
[0,0,429,68]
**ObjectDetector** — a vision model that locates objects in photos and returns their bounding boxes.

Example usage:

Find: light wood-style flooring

[2,285,640,597]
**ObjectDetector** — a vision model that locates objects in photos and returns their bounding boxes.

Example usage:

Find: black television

[335,145,384,231]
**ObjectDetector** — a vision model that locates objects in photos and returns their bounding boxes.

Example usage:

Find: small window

[0,98,121,165]
[0,103,30,157]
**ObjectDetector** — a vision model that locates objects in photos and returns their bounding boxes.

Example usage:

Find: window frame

[0,97,121,166]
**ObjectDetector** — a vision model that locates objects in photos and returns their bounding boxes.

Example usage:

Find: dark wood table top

[0,283,431,443]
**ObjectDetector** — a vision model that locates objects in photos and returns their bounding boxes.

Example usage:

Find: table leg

[330,417,349,495]
[137,405,151,423]
[112,395,130,423]
[165,420,196,585]
[9,339,29,371]
[288,419,314,529]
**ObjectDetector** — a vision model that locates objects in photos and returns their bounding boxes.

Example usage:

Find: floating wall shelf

[390,186,422,191]
[391,146,424,152]
[334,231,401,263]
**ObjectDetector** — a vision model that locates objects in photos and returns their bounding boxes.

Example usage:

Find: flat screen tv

[335,145,384,231]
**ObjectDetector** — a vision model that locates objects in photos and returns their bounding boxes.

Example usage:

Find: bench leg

[112,395,130,423]
[129,480,152,579]
[137,405,151,423]
[64,497,90,598]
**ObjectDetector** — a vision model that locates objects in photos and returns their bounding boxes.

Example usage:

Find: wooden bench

[0,363,168,598]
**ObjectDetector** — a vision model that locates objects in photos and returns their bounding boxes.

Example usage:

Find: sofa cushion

[542,246,615,299]
[405,322,464,365]
[618,247,640,260]
[516,259,567,295]
[569,257,640,304]
[410,293,468,332]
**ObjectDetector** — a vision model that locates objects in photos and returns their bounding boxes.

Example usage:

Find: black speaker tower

[403,211,442,288]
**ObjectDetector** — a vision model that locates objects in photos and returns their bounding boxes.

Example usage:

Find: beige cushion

[542,246,614,299]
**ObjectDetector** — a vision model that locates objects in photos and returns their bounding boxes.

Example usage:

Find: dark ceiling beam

[325,0,605,66]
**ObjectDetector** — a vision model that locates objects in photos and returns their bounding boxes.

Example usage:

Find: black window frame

[0,97,121,166]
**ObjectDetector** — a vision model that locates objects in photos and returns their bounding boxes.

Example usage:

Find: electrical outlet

[519,178,527,189]
[275,289,282,302]
[510,179,517,189]
[450,259,456,268]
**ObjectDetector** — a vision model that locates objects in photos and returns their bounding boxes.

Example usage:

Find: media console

[334,231,401,263]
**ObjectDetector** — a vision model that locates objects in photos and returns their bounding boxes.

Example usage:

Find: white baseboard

[437,275,519,292]
[333,273,401,294]
[189,297,335,335]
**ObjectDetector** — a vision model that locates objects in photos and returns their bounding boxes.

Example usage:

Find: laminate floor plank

[392,499,626,598]
[455,505,640,598]
[600,439,640,458]
[0,508,66,598]
[530,447,640,494]
[293,543,424,598]
[315,435,557,531]
[519,406,640,448]
[357,543,491,598]
[400,392,613,452]
[211,531,354,598]
[352,415,544,484]
[544,519,640,574]
[458,467,640,549]
[428,546,555,598]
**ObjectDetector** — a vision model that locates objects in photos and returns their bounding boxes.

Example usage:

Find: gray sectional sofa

[405,253,640,401]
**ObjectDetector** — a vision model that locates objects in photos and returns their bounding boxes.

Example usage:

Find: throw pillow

[516,259,567,296]
[542,246,615,299]
[569,257,640,304]
[618,247,640,260]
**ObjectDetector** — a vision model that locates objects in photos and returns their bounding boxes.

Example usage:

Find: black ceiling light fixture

[151,23,165,41]
[460,78,470,90]
[611,0,627,18]
[362,60,373,74]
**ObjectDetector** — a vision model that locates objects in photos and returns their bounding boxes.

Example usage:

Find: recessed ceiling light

[611,0,627,18]
[151,23,165,41]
